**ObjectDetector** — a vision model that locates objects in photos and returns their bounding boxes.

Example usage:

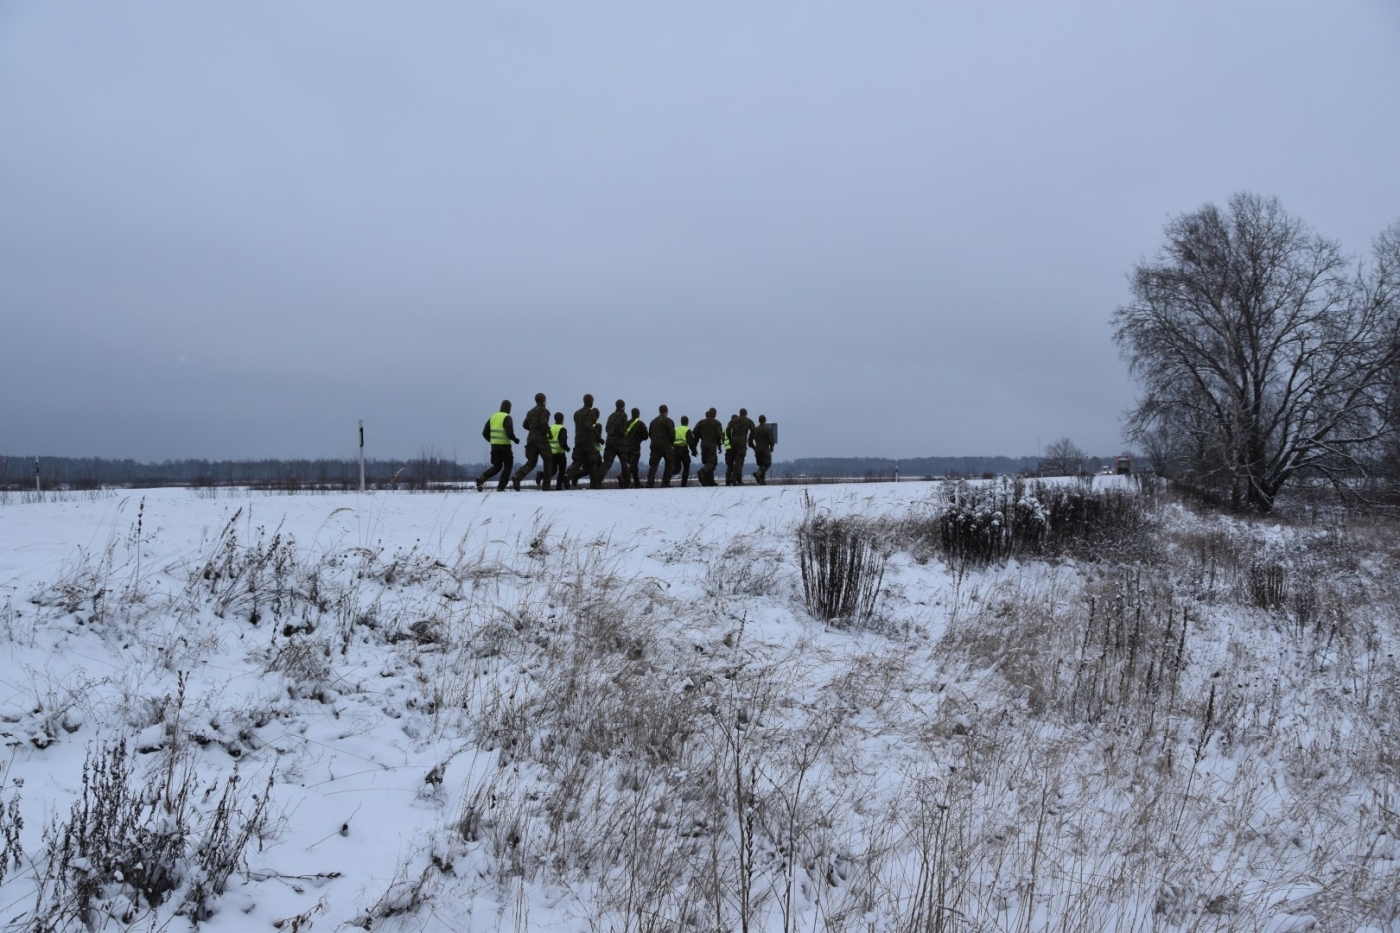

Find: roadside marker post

[358,421,366,493]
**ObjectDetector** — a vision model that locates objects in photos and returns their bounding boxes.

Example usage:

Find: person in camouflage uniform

[673,415,697,487]
[723,414,738,485]
[568,394,595,482]
[511,392,553,491]
[623,407,647,488]
[598,399,630,488]
[726,408,756,486]
[693,408,725,487]
[564,407,603,489]
[646,404,677,487]
[749,414,775,485]
[475,399,520,492]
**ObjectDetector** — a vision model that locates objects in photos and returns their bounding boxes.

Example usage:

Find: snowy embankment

[0,481,1396,931]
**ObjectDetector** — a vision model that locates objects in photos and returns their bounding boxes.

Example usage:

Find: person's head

[554,412,564,424]
[535,392,546,405]
[729,413,737,421]
[615,399,625,410]
[631,407,640,418]
[658,404,668,415]
[589,407,599,420]
[758,414,767,424]
[706,407,717,419]
[583,393,594,406]
[739,407,748,417]
[681,415,690,426]
[500,400,512,413]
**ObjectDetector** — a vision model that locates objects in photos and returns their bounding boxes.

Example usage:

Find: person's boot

[512,476,522,492]
[475,477,485,492]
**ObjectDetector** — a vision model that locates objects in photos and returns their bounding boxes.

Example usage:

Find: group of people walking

[474,393,777,492]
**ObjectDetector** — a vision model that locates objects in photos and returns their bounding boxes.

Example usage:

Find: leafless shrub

[24,739,271,930]
[797,494,887,628]
[1,762,22,887]
[923,478,1153,571]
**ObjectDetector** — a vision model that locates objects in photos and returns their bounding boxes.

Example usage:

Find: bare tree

[1113,193,1400,512]
[1039,437,1085,476]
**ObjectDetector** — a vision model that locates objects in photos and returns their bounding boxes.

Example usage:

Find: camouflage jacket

[750,422,774,454]
[693,417,725,449]
[648,416,676,450]
[522,403,552,445]
[605,409,629,445]
[728,416,756,451]
[624,417,648,451]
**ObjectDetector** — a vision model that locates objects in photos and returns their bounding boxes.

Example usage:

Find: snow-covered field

[0,481,1396,932]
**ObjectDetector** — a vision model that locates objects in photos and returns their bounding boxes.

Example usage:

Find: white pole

[358,421,366,492]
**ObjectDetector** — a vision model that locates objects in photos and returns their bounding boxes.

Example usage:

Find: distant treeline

[775,456,1047,479]
[2,453,1086,490]
[0,455,487,490]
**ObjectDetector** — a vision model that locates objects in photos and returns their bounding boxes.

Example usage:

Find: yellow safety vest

[674,425,690,447]
[489,411,511,446]
[722,427,732,451]
[628,418,642,436]
[549,423,565,455]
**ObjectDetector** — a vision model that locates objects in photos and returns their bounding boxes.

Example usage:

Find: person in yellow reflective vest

[623,407,647,488]
[474,400,519,492]
[544,412,570,490]
[673,415,698,487]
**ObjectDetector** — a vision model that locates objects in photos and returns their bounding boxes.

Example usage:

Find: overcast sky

[3,1,1398,463]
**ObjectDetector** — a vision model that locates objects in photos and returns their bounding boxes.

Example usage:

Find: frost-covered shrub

[796,495,887,628]
[25,740,271,930]
[929,478,1151,569]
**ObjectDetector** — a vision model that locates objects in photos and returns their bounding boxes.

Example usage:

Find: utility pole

[358,421,366,493]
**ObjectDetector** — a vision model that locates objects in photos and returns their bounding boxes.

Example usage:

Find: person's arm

[505,415,520,443]
[482,420,492,443]
[559,427,570,452]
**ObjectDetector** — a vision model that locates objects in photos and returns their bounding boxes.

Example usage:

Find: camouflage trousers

[512,439,553,488]
[647,445,676,487]
[698,445,720,486]
[726,449,748,486]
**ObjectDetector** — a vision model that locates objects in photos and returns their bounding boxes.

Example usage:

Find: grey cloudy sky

[3,1,1398,463]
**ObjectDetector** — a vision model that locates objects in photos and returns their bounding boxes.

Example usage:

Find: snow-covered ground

[0,481,1396,931]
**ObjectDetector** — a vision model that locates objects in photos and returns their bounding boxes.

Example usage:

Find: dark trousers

[753,449,772,484]
[477,446,514,491]
[727,449,748,486]
[546,452,568,488]
[600,441,628,488]
[647,445,676,487]
[566,447,602,489]
[512,439,552,488]
[624,450,642,488]
[699,446,719,486]
[673,446,692,486]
